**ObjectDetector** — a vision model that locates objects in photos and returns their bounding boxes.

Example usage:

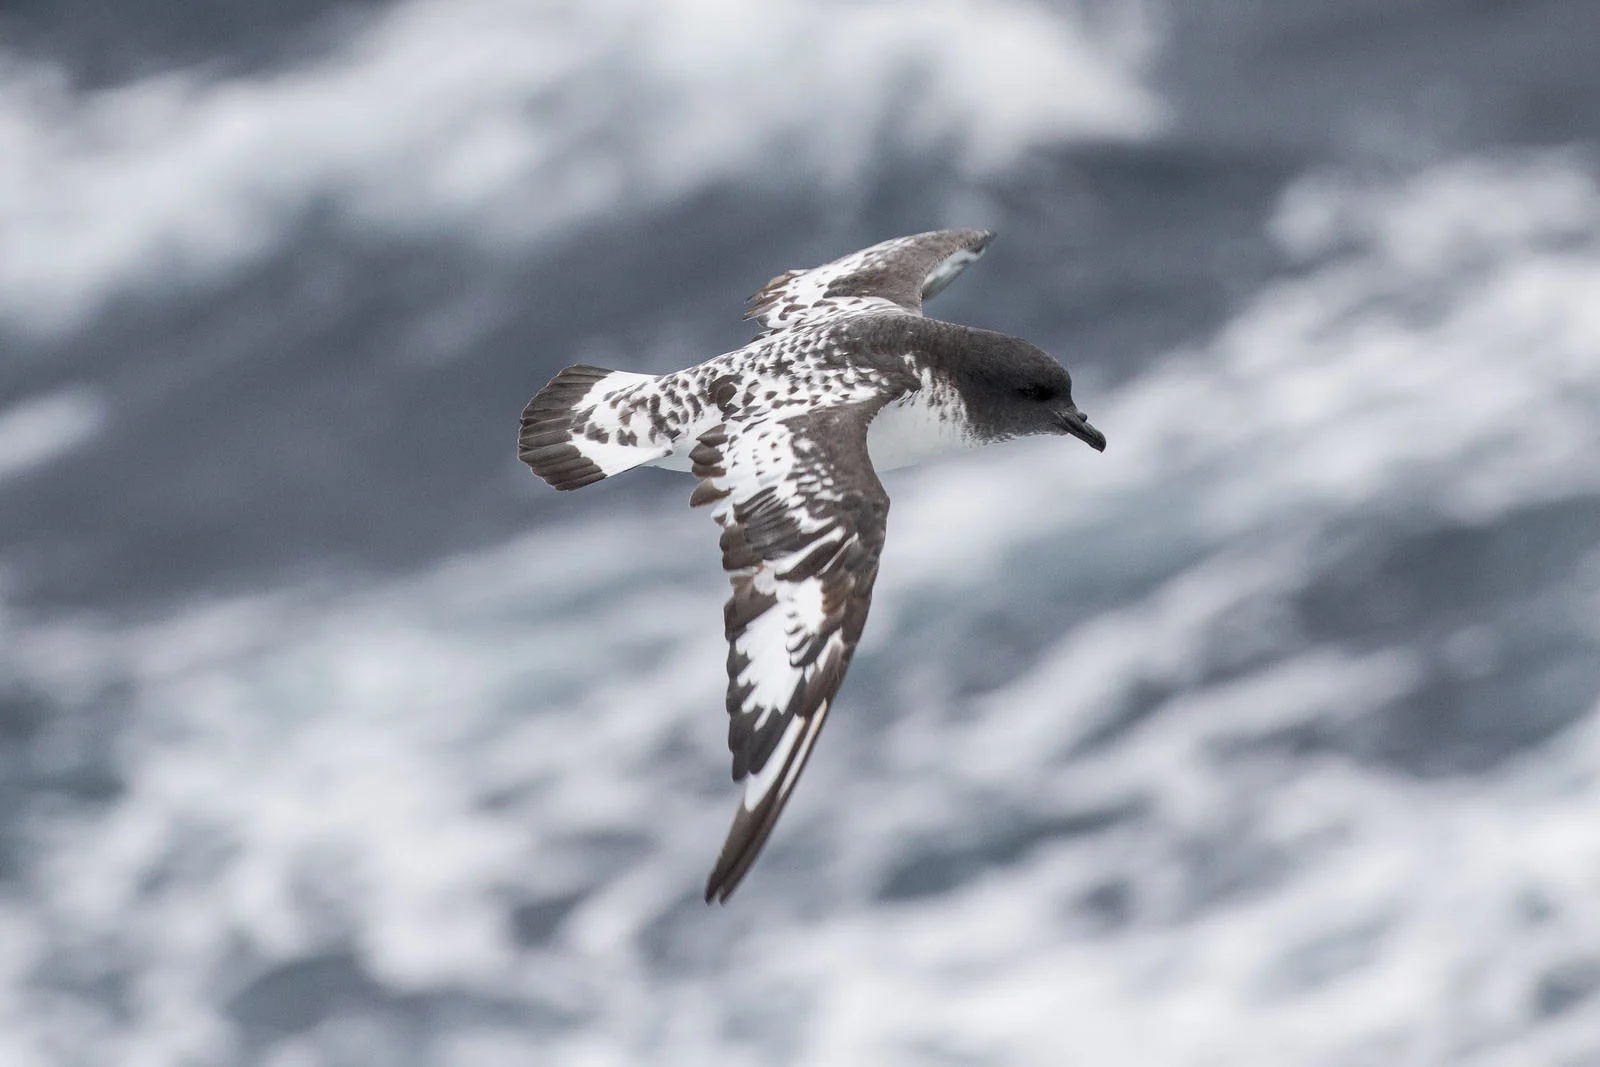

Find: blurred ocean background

[3,1,1600,1063]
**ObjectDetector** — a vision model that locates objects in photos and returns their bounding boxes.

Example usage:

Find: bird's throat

[866,386,978,471]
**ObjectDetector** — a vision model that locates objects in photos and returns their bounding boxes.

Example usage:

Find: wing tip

[702,805,773,905]
[904,226,995,251]
[702,809,759,903]
[702,700,833,904]
[743,229,998,337]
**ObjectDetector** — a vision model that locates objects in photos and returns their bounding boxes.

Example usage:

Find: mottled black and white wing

[689,403,891,902]
[745,228,993,340]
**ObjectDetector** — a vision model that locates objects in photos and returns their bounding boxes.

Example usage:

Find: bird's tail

[518,365,677,490]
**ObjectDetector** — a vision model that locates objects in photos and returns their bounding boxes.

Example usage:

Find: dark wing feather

[745,229,993,339]
[689,404,890,902]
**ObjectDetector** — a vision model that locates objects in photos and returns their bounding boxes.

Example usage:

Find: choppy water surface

[2,1,1599,1063]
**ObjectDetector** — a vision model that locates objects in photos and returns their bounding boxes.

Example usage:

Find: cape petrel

[518,229,1106,902]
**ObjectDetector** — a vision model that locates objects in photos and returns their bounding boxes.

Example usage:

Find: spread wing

[745,228,993,340]
[689,402,891,902]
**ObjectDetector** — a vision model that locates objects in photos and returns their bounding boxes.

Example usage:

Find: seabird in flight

[518,229,1106,902]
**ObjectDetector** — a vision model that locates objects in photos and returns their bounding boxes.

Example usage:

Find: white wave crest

[0,0,1163,335]
[0,386,106,484]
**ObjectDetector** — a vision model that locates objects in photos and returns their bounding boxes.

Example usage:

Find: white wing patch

[701,422,853,798]
[740,714,804,812]
[921,245,984,301]
[745,228,993,339]
[690,404,891,902]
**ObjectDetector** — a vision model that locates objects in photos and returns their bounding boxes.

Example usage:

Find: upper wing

[745,228,993,340]
[689,402,891,902]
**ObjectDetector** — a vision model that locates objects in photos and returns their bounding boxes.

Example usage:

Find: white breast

[866,385,977,471]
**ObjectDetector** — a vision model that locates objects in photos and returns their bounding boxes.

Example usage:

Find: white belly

[866,391,976,471]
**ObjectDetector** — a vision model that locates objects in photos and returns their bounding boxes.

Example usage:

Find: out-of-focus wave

[2,150,1597,1065]
[0,387,107,485]
[0,0,1161,336]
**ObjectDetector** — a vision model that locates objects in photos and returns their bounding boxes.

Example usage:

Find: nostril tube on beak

[1057,407,1107,452]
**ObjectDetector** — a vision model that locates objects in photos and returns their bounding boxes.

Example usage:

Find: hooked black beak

[1057,407,1107,452]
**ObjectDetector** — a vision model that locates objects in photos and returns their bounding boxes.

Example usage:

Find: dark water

[1,1,1598,1063]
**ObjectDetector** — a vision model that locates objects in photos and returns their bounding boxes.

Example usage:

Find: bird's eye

[1018,383,1054,402]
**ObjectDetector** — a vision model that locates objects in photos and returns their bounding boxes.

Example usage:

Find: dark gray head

[946,329,1107,452]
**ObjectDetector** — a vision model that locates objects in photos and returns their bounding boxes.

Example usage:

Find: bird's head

[954,333,1106,452]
